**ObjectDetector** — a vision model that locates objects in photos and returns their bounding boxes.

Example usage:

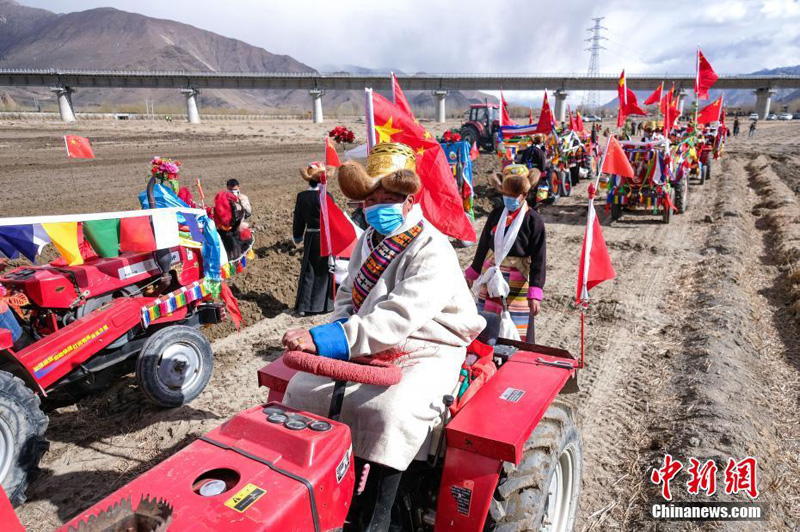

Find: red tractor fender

[434,349,576,531]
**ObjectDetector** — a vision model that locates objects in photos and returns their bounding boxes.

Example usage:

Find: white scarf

[472,202,528,299]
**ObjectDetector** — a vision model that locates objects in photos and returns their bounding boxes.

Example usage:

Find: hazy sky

[19,0,800,76]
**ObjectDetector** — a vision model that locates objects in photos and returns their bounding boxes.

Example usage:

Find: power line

[583,17,607,110]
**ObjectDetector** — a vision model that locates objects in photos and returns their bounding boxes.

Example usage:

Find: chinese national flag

[576,195,616,303]
[325,137,342,168]
[392,72,414,118]
[568,111,578,132]
[372,92,475,241]
[697,96,723,124]
[601,136,635,178]
[617,70,646,127]
[64,135,95,159]
[695,49,719,100]
[501,91,517,126]
[320,144,358,257]
[535,91,554,134]
[644,83,663,106]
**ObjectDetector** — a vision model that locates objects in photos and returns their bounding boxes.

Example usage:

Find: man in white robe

[281,142,485,530]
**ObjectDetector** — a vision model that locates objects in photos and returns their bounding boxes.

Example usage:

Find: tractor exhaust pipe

[146,176,175,279]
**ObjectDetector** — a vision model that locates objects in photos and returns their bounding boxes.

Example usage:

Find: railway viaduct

[1,69,798,123]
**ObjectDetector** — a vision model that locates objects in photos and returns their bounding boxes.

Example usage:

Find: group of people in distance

[285,140,547,530]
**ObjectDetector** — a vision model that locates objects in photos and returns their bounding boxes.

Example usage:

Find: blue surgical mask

[365,203,405,235]
[503,196,522,212]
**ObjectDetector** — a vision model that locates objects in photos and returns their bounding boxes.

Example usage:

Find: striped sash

[352,221,424,313]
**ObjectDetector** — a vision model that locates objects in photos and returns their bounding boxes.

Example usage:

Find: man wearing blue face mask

[465,164,546,342]
[281,142,485,531]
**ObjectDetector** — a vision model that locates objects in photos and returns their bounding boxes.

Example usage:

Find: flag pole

[63,135,78,189]
[322,140,337,301]
[365,88,376,150]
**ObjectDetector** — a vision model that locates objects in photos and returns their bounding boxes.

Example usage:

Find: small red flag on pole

[64,135,95,158]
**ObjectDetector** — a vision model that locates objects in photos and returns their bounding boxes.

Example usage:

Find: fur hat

[300,162,326,182]
[502,167,532,197]
[337,142,421,201]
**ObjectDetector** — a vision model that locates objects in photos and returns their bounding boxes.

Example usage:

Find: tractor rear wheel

[460,127,478,149]
[0,370,48,506]
[136,326,213,408]
[486,400,582,532]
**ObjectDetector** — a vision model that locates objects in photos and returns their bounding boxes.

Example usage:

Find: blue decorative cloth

[138,183,224,281]
[0,308,22,341]
[310,320,349,360]
[440,140,474,197]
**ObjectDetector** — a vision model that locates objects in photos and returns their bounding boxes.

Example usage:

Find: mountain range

[0,1,796,115]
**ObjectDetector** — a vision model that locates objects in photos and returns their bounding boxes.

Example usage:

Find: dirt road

[3,119,799,530]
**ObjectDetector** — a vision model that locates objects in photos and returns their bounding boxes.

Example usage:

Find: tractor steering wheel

[282,350,402,386]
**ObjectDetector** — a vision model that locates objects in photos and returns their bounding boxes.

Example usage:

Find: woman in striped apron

[465,164,546,342]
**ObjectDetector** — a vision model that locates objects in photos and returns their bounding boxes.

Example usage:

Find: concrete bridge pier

[181,88,201,123]
[553,89,568,124]
[676,89,687,116]
[51,86,76,122]
[754,88,776,119]
[310,89,324,123]
[433,90,448,123]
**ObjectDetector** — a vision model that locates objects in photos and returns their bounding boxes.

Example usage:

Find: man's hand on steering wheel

[281,328,317,354]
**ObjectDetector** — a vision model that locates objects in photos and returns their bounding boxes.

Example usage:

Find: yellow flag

[43,222,83,266]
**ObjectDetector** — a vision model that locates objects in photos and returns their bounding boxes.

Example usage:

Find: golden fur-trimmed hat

[300,161,326,182]
[337,142,421,201]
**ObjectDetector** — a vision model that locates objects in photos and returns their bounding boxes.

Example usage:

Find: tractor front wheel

[136,326,213,408]
[674,179,689,214]
[0,371,48,506]
[486,400,582,532]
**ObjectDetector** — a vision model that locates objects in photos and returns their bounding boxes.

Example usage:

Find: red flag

[695,49,718,100]
[372,92,475,241]
[575,112,585,134]
[696,96,723,124]
[320,146,357,257]
[325,137,342,167]
[501,91,517,127]
[469,141,479,161]
[661,85,679,134]
[644,82,663,106]
[576,196,616,303]
[568,110,578,132]
[601,136,635,178]
[119,216,156,253]
[320,194,358,257]
[64,135,95,159]
[391,73,414,118]
[535,91,554,134]
[617,70,647,127]
[220,282,243,329]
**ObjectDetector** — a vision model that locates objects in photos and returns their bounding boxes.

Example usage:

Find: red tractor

[60,327,583,531]
[459,104,501,152]
[0,186,226,506]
